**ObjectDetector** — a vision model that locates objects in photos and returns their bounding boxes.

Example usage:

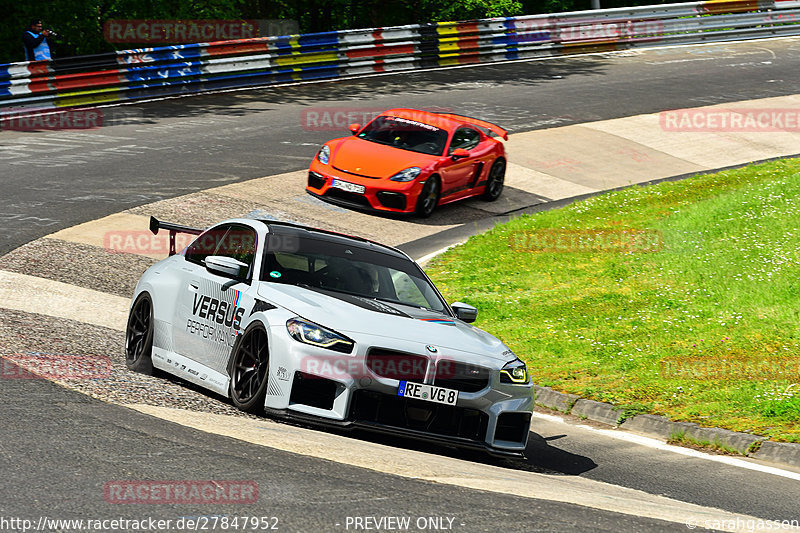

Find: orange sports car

[306,109,508,217]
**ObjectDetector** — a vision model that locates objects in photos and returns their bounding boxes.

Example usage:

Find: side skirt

[152,347,231,397]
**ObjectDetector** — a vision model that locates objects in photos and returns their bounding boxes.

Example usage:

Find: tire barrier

[2,0,800,112]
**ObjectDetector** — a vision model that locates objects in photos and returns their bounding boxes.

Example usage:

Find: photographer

[22,19,54,61]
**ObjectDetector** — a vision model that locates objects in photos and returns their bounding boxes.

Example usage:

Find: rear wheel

[125,293,153,374]
[415,176,440,218]
[482,158,505,201]
[229,325,270,413]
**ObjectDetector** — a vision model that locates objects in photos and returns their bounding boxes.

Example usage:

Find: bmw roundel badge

[426,345,438,353]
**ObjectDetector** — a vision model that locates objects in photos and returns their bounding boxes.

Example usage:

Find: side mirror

[349,123,361,135]
[204,255,248,279]
[451,148,470,159]
[451,302,478,323]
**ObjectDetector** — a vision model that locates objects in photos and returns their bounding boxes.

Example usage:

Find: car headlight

[317,145,330,165]
[500,358,529,384]
[286,318,353,354]
[389,167,421,182]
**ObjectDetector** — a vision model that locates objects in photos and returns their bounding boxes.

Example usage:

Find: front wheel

[482,158,505,201]
[229,325,270,413]
[125,293,154,374]
[415,177,440,218]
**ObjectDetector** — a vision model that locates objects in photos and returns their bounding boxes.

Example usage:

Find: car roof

[256,219,409,260]
[379,108,508,140]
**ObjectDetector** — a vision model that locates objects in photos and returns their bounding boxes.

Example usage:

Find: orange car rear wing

[435,113,508,141]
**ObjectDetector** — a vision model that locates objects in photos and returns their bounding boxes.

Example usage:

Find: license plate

[398,381,458,406]
[331,179,365,194]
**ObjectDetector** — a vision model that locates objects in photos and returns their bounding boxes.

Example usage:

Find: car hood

[257,282,510,361]
[330,137,439,178]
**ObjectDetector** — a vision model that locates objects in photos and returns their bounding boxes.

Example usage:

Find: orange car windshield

[357,116,448,156]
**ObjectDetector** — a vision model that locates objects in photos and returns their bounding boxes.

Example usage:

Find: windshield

[357,115,448,156]
[260,232,448,313]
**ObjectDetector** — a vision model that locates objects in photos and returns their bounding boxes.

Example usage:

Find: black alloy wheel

[125,293,154,374]
[415,176,440,218]
[230,325,270,413]
[483,158,505,201]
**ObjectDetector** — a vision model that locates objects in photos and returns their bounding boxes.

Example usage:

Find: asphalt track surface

[0,361,689,533]
[3,37,800,255]
[2,37,800,531]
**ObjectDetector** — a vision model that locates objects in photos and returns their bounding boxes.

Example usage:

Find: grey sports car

[125,216,533,456]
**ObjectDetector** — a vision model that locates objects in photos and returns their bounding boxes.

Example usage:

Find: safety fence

[2,0,800,112]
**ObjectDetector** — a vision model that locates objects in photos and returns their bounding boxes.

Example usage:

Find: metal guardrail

[1,0,800,112]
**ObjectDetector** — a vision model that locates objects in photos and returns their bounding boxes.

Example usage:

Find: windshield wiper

[367,295,450,314]
[360,136,393,147]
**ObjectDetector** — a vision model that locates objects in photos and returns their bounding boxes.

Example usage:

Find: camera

[46,29,58,37]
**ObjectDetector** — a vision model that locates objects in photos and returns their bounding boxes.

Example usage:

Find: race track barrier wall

[2,0,800,112]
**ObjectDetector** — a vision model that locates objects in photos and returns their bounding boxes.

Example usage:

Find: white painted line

[0,270,128,331]
[534,412,800,481]
[128,403,769,533]
[415,242,465,265]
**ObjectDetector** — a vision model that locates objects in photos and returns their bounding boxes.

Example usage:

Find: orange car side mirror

[451,148,470,159]
[349,123,361,135]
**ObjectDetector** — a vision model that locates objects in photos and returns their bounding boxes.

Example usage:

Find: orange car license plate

[331,179,365,194]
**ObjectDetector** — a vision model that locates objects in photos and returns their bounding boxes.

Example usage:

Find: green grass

[667,431,748,456]
[427,158,800,442]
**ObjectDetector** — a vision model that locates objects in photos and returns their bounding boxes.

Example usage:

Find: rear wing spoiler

[149,216,203,256]
[435,113,508,141]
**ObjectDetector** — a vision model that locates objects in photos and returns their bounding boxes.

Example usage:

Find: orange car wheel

[414,176,440,218]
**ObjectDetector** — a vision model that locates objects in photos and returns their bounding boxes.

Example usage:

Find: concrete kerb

[620,414,700,441]
[682,427,765,456]
[571,399,627,427]
[752,441,800,469]
[534,394,769,458]
[534,386,580,414]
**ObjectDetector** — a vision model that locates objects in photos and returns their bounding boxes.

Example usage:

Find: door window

[185,224,257,278]
[448,127,481,154]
